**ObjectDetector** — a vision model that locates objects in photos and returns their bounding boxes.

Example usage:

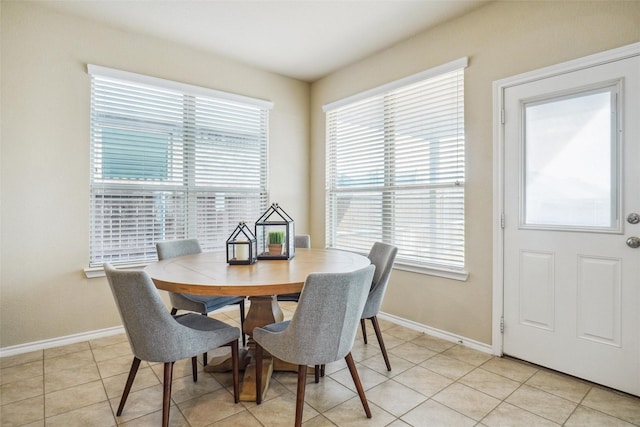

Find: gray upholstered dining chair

[294,234,311,249]
[361,242,398,371]
[276,234,311,303]
[156,239,247,350]
[103,263,240,427]
[254,264,376,427]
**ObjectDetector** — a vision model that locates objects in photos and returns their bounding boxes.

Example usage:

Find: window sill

[393,262,469,282]
[84,263,149,279]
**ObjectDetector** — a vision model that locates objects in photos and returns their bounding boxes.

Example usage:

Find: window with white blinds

[324,58,466,274]
[88,65,272,267]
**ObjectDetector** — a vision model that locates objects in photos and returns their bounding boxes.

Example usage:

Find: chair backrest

[156,239,202,260]
[103,263,196,362]
[294,234,311,248]
[362,242,398,319]
[277,264,375,365]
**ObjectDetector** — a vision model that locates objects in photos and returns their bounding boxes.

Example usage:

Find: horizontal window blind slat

[323,57,467,111]
[89,64,274,109]
[326,64,465,271]
[89,68,270,266]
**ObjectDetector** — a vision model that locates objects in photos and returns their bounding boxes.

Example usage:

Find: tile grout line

[3,313,640,426]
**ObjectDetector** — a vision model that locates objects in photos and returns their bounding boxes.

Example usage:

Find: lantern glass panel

[226,222,257,264]
[255,203,295,260]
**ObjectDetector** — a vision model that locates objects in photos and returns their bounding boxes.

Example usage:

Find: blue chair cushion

[183,294,244,313]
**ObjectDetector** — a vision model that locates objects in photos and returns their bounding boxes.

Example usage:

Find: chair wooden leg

[314,365,320,383]
[255,344,263,405]
[345,352,371,419]
[117,357,141,416]
[230,340,239,403]
[162,362,174,427]
[200,313,209,366]
[239,300,246,347]
[360,318,368,344]
[370,316,391,371]
[191,356,198,382]
[295,365,307,427]
[320,364,325,377]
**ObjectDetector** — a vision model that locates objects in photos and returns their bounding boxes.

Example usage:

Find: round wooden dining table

[144,247,370,401]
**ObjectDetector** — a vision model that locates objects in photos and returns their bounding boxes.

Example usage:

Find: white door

[502,53,640,396]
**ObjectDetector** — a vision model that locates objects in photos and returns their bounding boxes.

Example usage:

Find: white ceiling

[38,0,489,82]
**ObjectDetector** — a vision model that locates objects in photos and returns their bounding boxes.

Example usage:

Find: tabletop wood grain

[144,248,370,297]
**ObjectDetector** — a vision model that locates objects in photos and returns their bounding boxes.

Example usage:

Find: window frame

[86,65,273,275]
[323,58,468,280]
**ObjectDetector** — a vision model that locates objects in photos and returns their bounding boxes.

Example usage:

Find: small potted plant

[268,231,285,256]
[255,203,295,260]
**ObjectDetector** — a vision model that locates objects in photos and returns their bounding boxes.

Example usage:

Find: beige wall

[310,1,640,344]
[2,0,639,350]
[0,2,309,347]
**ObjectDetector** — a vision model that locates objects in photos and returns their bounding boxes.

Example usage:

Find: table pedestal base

[273,358,302,372]
[204,294,284,401]
[239,356,274,401]
[204,349,251,373]
[204,350,274,401]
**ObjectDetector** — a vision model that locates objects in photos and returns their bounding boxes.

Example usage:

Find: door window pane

[524,88,617,229]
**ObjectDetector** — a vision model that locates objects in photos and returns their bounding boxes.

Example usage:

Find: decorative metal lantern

[226,222,257,265]
[255,203,295,260]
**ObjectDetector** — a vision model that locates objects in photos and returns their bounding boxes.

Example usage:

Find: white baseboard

[0,304,246,358]
[1,310,493,358]
[0,326,125,358]
[378,312,495,355]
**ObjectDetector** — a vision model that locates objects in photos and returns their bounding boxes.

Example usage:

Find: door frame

[491,42,640,357]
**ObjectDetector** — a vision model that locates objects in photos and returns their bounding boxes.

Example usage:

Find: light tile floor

[2,302,640,426]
